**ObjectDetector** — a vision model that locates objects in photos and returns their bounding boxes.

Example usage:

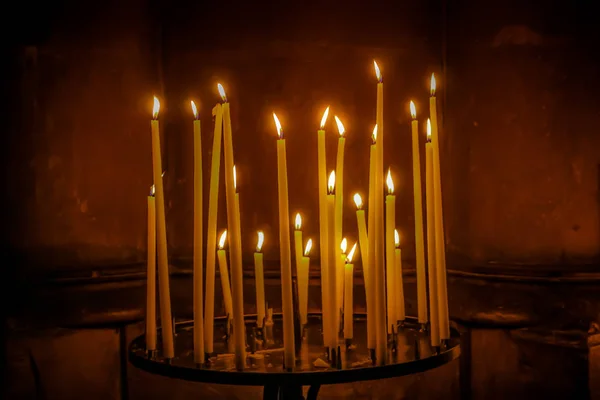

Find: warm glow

[410,101,416,119]
[372,124,378,143]
[150,185,155,196]
[272,113,283,138]
[334,116,345,136]
[191,100,198,119]
[347,242,358,263]
[386,169,394,194]
[353,193,363,210]
[304,238,313,256]
[328,171,336,194]
[427,118,432,141]
[430,73,436,96]
[340,238,348,254]
[394,229,400,248]
[256,231,264,252]
[233,165,237,191]
[294,213,302,230]
[152,96,160,119]
[217,83,227,102]
[218,230,228,249]
[374,60,382,82]
[320,106,330,129]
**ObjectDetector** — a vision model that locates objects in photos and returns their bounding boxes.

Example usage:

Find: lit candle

[425,120,440,347]
[317,107,331,348]
[394,229,405,322]
[385,170,396,333]
[217,230,234,324]
[409,101,428,325]
[317,107,330,345]
[338,237,348,333]
[273,113,295,370]
[150,97,174,359]
[429,75,450,340]
[204,104,223,354]
[254,231,266,328]
[327,171,338,350]
[299,239,312,326]
[373,62,387,365]
[191,101,205,364]
[367,126,377,351]
[344,242,358,340]
[334,116,346,331]
[293,213,303,295]
[219,84,246,369]
[146,185,156,353]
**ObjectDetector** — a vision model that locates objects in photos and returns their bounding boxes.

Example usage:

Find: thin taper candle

[334,116,346,330]
[344,243,357,340]
[394,230,406,321]
[217,230,233,322]
[273,113,295,370]
[204,104,223,353]
[317,107,331,348]
[425,121,440,347]
[191,101,205,364]
[374,62,386,365]
[326,171,338,350]
[254,232,266,327]
[219,84,245,369]
[146,186,157,352]
[429,76,450,340]
[367,128,377,350]
[293,213,303,323]
[150,97,174,358]
[409,101,428,324]
[299,239,312,326]
[385,170,396,333]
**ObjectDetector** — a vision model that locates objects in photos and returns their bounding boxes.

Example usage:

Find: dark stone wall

[445,0,600,266]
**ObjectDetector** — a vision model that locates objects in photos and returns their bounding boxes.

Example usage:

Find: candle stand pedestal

[129,313,460,399]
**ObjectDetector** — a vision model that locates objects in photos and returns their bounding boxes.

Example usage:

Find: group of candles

[145,61,450,370]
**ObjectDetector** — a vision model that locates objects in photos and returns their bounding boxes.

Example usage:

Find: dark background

[3,0,600,398]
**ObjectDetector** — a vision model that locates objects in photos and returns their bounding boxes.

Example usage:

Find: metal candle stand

[129,313,460,400]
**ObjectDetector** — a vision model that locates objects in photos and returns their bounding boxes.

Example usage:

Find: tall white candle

[334,116,346,332]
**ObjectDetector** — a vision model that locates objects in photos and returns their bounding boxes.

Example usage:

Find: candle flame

[272,113,283,138]
[353,193,363,209]
[372,124,378,143]
[217,83,227,102]
[340,238,348,254]
[386,169,394,194]
[304,238,313,256]
[427,118,432,141]
[320,106,330,129]
[191,100,198,119]
[334,116,345,136]
[218,230,228,249]
[347,242,358,263]
[294,213,302,230]
[374,60,382,83]
[233,165,237,191]
[162,170,166,178]
[150,184,155,196]
[394,229,400,247]
[328,171,336,194]
[409,101,416,119]
[430,73,436,96]
[256,231,264,252]
[152,96,160,119]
